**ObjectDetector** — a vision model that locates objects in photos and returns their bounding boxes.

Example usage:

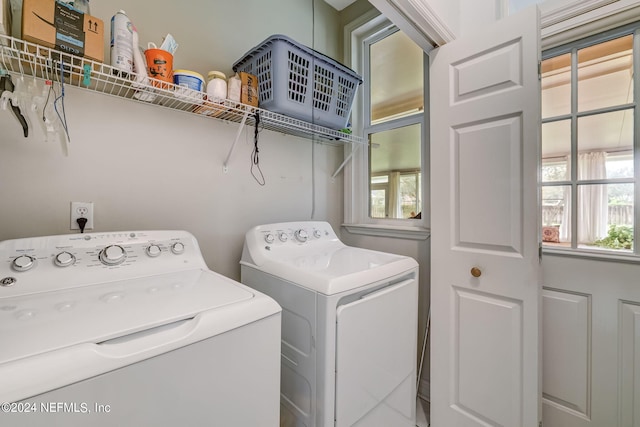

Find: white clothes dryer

[240,221,419,427]
[0,230,281,427]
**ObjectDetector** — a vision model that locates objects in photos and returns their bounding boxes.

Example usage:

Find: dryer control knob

[313,229,322,239]
[12,255,37,272]
[99,245,127,266]
[146,244,162,257]
[278,232,288,243]
[264,233,275,244]
[171,242,185,254]
[54,251,76,267]
[294,229,309,243]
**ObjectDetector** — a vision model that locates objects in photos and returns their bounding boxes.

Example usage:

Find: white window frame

[342,12,431,240]
[541,21,640,259]
[538,0,640,262]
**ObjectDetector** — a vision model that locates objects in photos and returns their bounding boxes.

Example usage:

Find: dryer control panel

[262,223,337,245]
[258,222,337,247]
[241,221,346,269]
[0,230,206,298]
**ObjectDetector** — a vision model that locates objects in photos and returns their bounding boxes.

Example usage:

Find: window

[365,27,425,221]
[541,24,637,254]
[344,15,428,232]
[369,123,422,219]
[370,169,422,219]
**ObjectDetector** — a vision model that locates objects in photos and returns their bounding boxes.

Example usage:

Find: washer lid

[244,245,417,295]
[0,269,257,364]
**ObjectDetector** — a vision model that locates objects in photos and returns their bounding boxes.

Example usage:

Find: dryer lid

[0,269,258,364]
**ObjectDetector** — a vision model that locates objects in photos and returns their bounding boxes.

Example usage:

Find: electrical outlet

[70,201,94,230]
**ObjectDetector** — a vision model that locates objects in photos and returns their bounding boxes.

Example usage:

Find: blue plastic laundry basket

[233,34,363,130]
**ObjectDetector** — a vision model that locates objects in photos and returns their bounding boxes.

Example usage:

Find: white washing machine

[240,221,419,427]
[0,230,281,427]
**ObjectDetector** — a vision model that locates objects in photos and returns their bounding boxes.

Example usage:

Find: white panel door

[541,255,640,426]
[542,289,591,419]
[430,6,541,427]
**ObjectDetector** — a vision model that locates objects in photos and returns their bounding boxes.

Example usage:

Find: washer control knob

[171,242,185,254]
[264,234,275,244]
[146,244,162,258]
[54,251,76,267]
[278,232,288,243]
[12,255,37,272]
[313,229,322,239]
[99,245,127,266]
[295,229,309,243]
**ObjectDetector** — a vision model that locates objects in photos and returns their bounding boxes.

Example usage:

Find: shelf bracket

[332,143,361,178]
[223,110,251,173]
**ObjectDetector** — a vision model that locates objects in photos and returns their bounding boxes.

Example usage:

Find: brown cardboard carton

[193,101,229,118]
[22,0,104,62]
[240,71,259,107]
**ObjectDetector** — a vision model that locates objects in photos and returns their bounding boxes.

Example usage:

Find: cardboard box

[193,101,229,118]
[22,0,104,62]
[240,71,259,107]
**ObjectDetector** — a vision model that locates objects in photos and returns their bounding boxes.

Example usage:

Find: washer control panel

[0,230,205,298]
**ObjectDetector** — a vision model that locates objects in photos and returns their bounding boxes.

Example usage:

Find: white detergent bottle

[131,24,149,85]
[110,10,133,77]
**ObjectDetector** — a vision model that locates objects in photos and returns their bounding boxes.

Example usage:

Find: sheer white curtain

[578,152,608,243]
[388,172,402,218]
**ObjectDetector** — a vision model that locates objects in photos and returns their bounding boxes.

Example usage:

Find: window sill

[341,223,431,241]
[543,246,640,264]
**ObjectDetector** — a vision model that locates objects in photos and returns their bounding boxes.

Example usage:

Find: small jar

[206,71,227,102]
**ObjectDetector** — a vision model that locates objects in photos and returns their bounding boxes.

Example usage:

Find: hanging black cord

[251,111,265,186]
[53,60,70,142]
[42,80,53,122]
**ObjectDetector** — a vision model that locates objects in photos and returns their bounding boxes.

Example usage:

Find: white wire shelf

[0,34,363,147]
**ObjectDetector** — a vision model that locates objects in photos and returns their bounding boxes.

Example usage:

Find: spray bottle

[110,10,133,77]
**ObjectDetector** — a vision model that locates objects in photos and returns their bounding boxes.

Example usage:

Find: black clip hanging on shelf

[0,73,29,138]
[50,59,71,143]
[251,111,265,186]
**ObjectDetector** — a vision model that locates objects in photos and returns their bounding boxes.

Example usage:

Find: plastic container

[233,34,362,129]
[174,70,205,92]
[227,73,241,103]
[131,24,148,86]
[110,10,133,76]
[173,70,205,101]
[206,71,227,102]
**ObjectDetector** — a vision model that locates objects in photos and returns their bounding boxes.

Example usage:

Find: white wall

[0,0,346,281]
[92,0,340,80]
[0,87,344,280]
